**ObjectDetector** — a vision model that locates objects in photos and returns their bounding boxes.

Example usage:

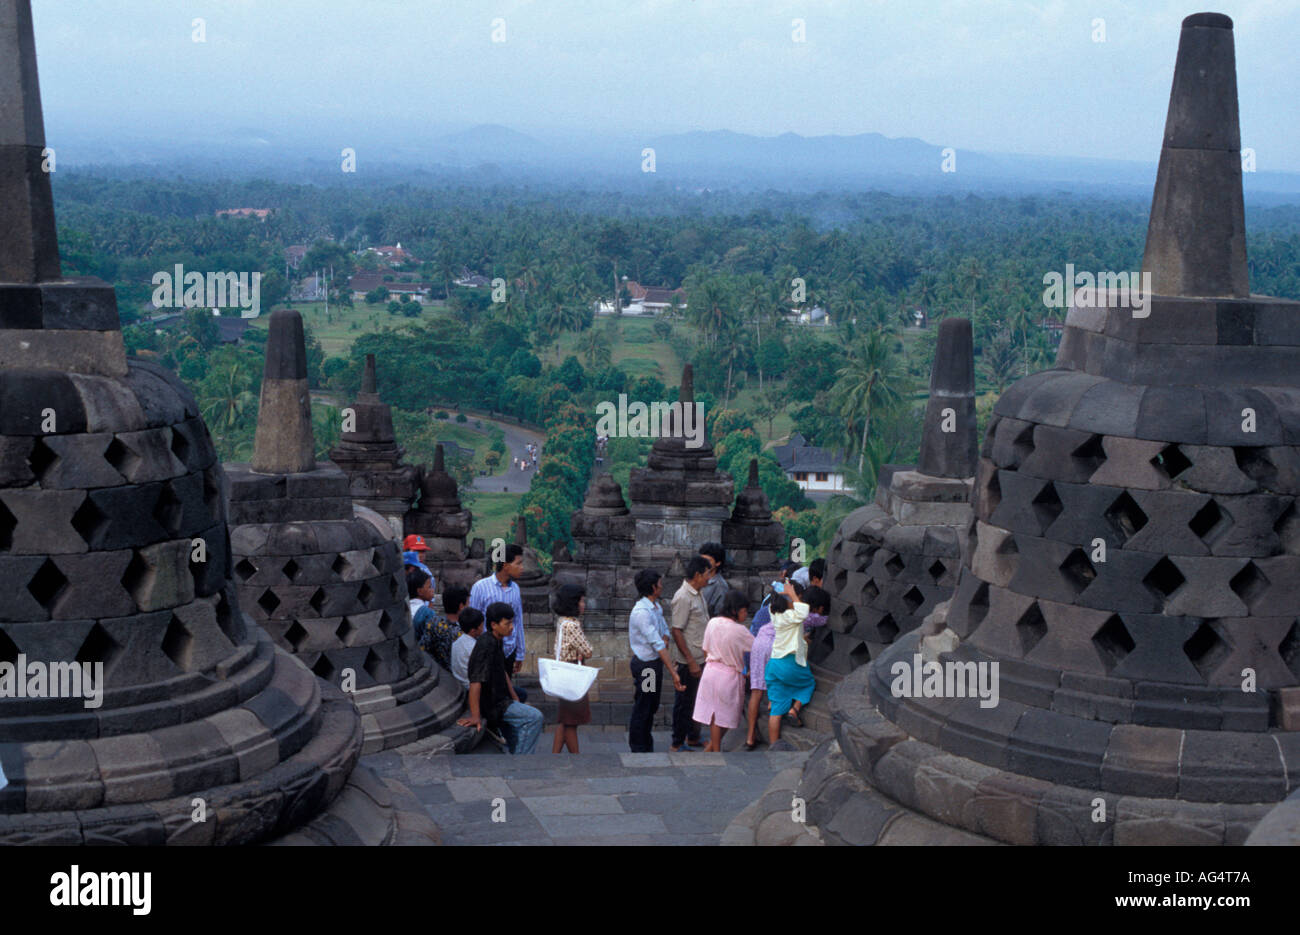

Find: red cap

[403,534,429,551]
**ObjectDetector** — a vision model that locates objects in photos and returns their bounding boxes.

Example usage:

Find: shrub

[455,412,468,423]
[435,410,449,420]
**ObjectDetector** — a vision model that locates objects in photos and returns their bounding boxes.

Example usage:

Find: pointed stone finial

[680,364,694,404]
[361,354,377,395]
[0,0,60,283]
[433,443,445,473]
[1141,12,1248,298]
[747,458,760,488]
[917,317,977,479]
[252,309,316,474]
[514,515,527,546]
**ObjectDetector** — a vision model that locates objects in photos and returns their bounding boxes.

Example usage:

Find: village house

[348,271,433,303]
[596,278,687,316]
[773,432,852,496]
[367,243,416,266]
[215,207,271,219]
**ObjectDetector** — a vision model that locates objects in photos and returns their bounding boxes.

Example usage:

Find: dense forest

[53,170,1300,565]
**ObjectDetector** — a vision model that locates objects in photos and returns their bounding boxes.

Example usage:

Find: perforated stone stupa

[226,310,461,754]
[0,0,382,844]
[552,471,637,631]
[403,443,483,593]
[722,459,786,604]
[811,13,1300,845]
[816,317,976,675]
[330,354,419,538]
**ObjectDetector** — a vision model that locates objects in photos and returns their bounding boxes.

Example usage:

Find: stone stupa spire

[917,317,977,480]
[1142,12,1248,298]
[0,0,59,283]
[252,309,316,474]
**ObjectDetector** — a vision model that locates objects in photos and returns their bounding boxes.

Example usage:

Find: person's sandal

[784,711,804,729]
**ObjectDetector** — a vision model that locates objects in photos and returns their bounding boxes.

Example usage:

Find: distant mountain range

[45,119,1300,202]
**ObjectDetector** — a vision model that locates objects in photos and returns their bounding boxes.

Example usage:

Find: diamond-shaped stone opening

[1143,557,1185,601]
[1030,482,1063,533]
[201,469,222,517]
[982,469,1002,515]
[1229,561,1269,610]
[257,588,281,617]
[284,621,310,653]
[981,416,1000,458]
[1184,620,1231,681]
[27,436,57,481]
[153,483,184,537]
[808,629,832,666]
[927,560,946,583]
[234,558,257,582]
[215,591,245,644]
[875,613,899,643]
[378,609,397,638]
[1234,446,1277,489]
[968,580,990,628]
[120,550,150,602]
[311,654,336,682]
[1092,614,1135,671]
[1275,501,1300,553]
[901,586,924,614]
[1188,499,1229,544]
[884,553,905,578]
[0,499,14,551]
[0,629,19,665]
[848,641,871,669]
[389,574,402,600]
[357,581,373,608]
[1015,602,1047,656]
[27,558,68,612]
[1012,424,1036,463]
[363,647,386,681]
[336,616,357,646]
[1104,491,1149,542]
[1070,434,1107,476]
[862,578,880,602]
[104,436,140,479]
[331,554,349,577]
[169,426,191,466]
[282,558,301,582]
[1151,443,1192,480]
[1059,548,1097,596]
[75,623,121,670]
[839,605,859,635]
[161,614,195,671]
[70,495,109,548]
[1279,621,1300,679]
[309,587,328,615]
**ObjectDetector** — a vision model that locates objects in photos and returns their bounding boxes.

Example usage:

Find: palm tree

[980,328,1021,394]
[832,330,904,474]
[201,357,257,434]
[579,326,612,370]
[739,276,777,389]
[690,278,730,348]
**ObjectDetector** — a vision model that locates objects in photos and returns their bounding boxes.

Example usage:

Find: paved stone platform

[362,726,811,845]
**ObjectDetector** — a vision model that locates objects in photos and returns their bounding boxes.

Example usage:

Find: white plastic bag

[538,621,597,701]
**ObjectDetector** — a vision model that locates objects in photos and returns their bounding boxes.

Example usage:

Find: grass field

[469,491,523,546]
[247,299,448,357]
[552,316,683,383]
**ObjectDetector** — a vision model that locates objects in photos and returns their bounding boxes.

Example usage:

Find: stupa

[552,471,637,631]
[402,444,483,592]
[0,0,416,844]
[627,364,735,594]
[815,317,976,674]
[807,13,1300,845]
[512,517,553,629]
[226,310,461,754]
[329,354,419,538]
[722,459,786,604]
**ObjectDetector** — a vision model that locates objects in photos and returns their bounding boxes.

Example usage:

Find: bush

[435,410,449,420]
[455,413,468,423]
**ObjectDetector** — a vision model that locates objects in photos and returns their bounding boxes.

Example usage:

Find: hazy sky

[32,0,1300,169]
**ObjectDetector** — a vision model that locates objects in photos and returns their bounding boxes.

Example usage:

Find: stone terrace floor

[362,726,811,845]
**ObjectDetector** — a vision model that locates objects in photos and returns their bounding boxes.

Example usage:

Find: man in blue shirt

[469,543,528,701]
[627,569,685,752]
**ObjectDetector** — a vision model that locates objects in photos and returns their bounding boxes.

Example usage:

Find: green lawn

[469,491,523,547]
[247,299,447,357]
[553,316,683,382]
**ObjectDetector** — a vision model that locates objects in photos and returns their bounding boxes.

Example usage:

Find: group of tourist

[513,443,539,472]
[405,530,828,757]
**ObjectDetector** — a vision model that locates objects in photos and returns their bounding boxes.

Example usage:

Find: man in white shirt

[451,607,485,692]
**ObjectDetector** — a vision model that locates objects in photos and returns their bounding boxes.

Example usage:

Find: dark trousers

[629,657,663,752]
[506,650,527,703]
[671,662,703,747]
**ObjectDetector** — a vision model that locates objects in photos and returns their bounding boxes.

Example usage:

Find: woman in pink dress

[692,590,755,752]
